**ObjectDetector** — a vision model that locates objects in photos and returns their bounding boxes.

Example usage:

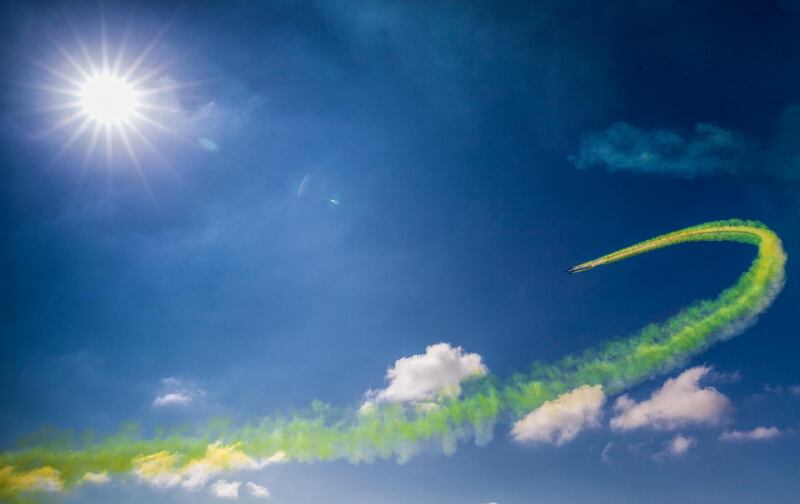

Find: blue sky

[1,1,800,503]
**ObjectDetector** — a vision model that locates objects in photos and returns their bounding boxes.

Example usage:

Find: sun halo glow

[79,73,139,126]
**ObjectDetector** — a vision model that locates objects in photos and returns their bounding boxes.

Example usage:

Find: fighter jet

[566,262,594,274]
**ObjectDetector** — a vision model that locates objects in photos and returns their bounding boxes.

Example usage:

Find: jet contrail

[505,219,786,415]
[0,219,786,502]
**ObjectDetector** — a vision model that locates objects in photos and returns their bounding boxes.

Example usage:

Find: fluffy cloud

[511,385,605,445]
[570,105,800,180]
[246,481,271,498]
[719,426,781,442]
[132,442,285,491]
[210,479,241,499]
[611,366,731,431]
[364,343,488,406]
[153,377,206,408]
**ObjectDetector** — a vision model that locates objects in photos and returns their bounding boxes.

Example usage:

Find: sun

[26,16,185,172]
[79,73,139,126]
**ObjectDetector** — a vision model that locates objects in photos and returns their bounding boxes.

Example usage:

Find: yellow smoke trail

[0,219,786,502]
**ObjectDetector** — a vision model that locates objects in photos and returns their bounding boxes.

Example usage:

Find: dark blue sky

[1,1,799,503]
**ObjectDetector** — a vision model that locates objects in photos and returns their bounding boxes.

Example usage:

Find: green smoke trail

[0,219,786,502]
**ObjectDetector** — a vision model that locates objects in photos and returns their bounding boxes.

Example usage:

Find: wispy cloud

[601,441,614,464]
[153,392,195,407]
[654,434,696,460]
[511,385,605,445]
[719,426,781,442]
[611,366,731,431]
[571,122,755,178]
[149,73,266,155]
[763,383,800,396]
[152,377,206,408]
[570,105,800,180]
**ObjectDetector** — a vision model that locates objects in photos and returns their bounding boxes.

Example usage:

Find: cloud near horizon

[245,481,271,498]
[719,426,781,442]
[611,366,731,431]
[210,479,241,499]
[208,479,271,500]
[570,105,800,180]
[133,442,285,492]
[511,385,605,445]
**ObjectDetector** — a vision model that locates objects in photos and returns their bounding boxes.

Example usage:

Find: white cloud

[132,443,283,491]
[153,377,206,408]
[790,385,800,397]
[153,392,194,407]
[82,471,111,484]
[666,434,696,457]
[364,343,488,406]
[511,385,605,445]
[719,426,781,442]
[32,475,63,493]
[246,482,271,498]
[653,434,696,460]
[610,366,731,431]
[210,479,241,499]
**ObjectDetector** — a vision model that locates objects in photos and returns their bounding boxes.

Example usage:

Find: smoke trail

[0,219,786,502]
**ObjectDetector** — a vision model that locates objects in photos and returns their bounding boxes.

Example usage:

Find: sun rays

[22,11,186,181]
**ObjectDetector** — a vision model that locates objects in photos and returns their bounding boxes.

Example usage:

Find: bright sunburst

[79,73,139,125]
[29,16,182,173]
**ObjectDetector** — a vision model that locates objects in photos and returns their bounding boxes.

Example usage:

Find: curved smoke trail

[0,219,786,502]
